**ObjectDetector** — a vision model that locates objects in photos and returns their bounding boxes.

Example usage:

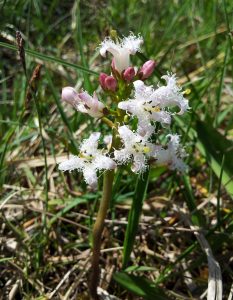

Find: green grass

[0,0,233,299]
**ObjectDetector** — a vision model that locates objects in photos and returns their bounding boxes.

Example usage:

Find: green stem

[101,117,115,128]
[89,169,115,299]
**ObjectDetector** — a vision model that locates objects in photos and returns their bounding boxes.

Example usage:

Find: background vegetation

[0,0,233,299]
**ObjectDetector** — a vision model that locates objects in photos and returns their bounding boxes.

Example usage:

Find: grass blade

[73,0,92,91]
[0,41,98,76]
[196,120,233,196]
[182,175,206,226]
[113,272,171,300]
[122,169,150,269]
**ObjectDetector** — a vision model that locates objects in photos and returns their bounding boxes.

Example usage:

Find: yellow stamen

[143,146,150,153]
[79,153,93,160]
[150,106,160,112]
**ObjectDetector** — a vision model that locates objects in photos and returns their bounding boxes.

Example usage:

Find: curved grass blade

[73,0,92,91]
[182,175,206,227]
[122,169,150,269]
[196,120,233,196]
[0,41,98,76]
[113,272,171,300]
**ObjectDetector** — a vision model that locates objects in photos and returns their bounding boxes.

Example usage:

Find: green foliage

[0,0,233,298]
[122,169,150,269]
[113,272,171,300]
[196,120,233,196]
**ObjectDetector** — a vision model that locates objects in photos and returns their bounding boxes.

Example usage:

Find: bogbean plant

[58,32,189,299]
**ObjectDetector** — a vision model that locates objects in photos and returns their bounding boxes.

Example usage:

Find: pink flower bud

[105,76,117,92]
[99,73,108,89]
[123,67,135,82]
[61,87,79,106]
[139,60,156,80]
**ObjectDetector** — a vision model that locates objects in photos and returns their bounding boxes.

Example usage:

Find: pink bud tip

[105,76,117,92]
[123,67,135,82]
[139,60,156,80]
[99,73,108,89]
[61,87,79,106]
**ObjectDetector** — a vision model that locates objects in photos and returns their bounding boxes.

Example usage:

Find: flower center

[133,140,151,154]
[80,151,94,162]
[143,101,160,115]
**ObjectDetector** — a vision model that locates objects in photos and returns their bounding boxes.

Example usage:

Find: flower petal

[122,33,143,55]
[58,155,84,172]
[118,125,136,144]
[132,153,147,173]
[114,148,131,164]
[93,155,116,170]
[83,166,98,189]
[80,132,101,154]
[61,87,80,107]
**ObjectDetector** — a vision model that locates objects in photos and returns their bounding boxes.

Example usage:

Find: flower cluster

[58,133,116,189]
[59,33,189,188]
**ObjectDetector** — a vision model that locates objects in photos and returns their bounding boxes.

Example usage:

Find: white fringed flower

[155,134,187,172]
[58,133,116,189]
[152,74,189,114]
[118,80,170,133]
[118,75,189,131]
[62,87,105,118]
[114,125,156,173]
[99,33,143,73]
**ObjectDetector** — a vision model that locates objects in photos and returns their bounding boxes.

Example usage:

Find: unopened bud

[105,76,117,92]
[139,60,156,80]
[110,30,118,40]
[123,67,135,82]
[99,73,108,89]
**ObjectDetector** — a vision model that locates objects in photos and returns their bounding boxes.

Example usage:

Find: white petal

[152,111,171,124]
[99,38,130,72]
[114,148,130,163]
[118,99,133,111]
[93,155,116,170]
[122,33,143,54]
[170,156,187,172]
[132,153,147,173]
[156,149,171,165]
[137,121,154,138]
[76,103,88,114]
[83,166,98,189]
[113,49,130,73]
[80,132,101,154]
[61,87,80,107]
[118,98,145,114]
[134,80,154,99]
[99,38,119,57]
[99,34,142,72]
[153,74,189,114]
[89,102,105,118]
[77,91,105,118]
[156,134,187,172]
[118,125,136,144]
[58,155,84,172]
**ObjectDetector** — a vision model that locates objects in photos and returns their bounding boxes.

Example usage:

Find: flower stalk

[89,169,115,299]
[89,122,121,299]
